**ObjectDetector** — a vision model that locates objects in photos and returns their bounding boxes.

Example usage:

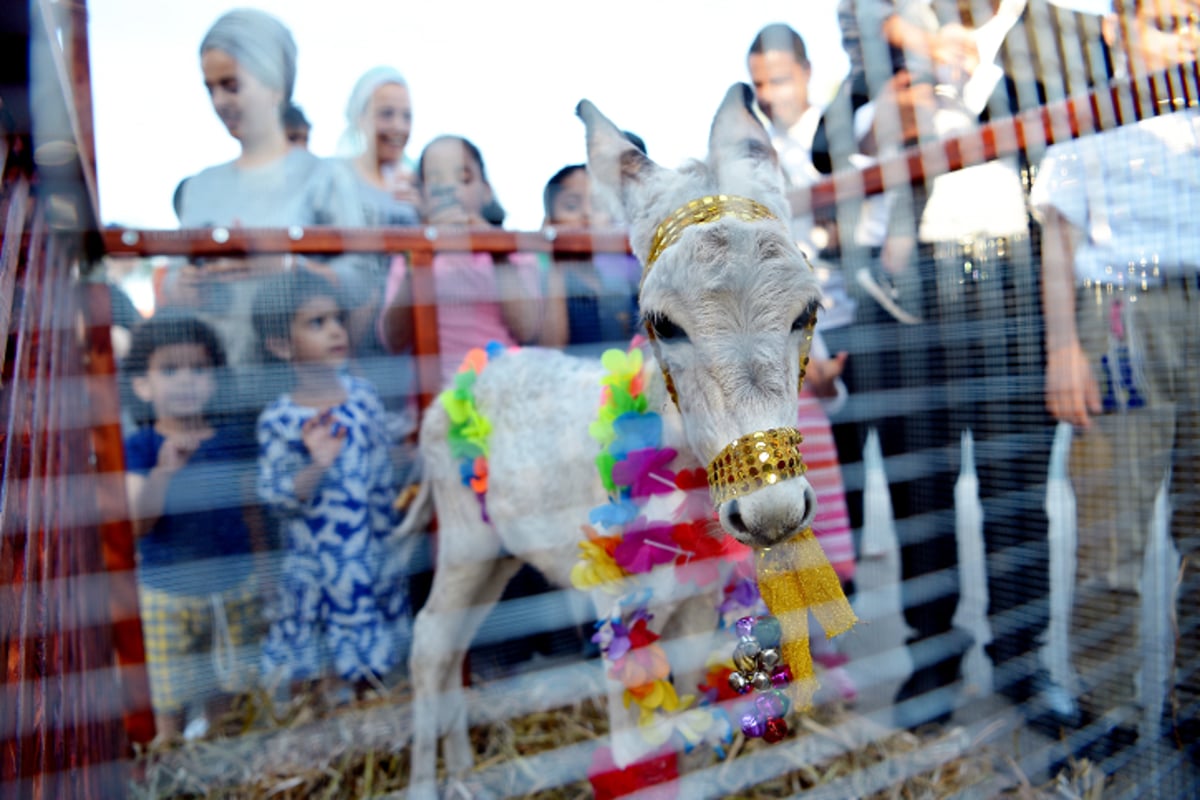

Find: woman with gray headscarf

[166,8,370,365]
[338,66,420,227]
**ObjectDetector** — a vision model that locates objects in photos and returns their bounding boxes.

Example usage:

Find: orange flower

[629,370,644,398]
[582,524,622,558]
[459,347,489,375]
[611,640,670,688]
[623,679,685,724]
[469,455,488,494]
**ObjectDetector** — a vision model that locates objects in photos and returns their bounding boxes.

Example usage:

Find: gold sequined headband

[640,194,817,407]
[643,194,778,275]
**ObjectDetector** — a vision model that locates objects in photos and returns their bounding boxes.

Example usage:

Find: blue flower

[609,412,663,460]
[589,498,638,528]
[458,459,476,488]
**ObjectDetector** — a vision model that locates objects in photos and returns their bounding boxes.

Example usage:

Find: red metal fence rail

[2,2,151,796]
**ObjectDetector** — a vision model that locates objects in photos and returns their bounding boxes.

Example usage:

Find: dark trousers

[833,233,1055,699]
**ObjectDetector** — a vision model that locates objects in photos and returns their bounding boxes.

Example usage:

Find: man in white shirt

[748,23,857,331]
[1032,0,1200,766]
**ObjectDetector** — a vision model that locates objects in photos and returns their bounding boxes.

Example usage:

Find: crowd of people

[112,1,1197,787]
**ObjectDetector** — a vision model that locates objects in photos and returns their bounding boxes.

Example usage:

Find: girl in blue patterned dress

[252,269,408,693]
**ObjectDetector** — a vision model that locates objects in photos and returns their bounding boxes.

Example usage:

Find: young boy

[124,314,263,741]
[542,164,640,350]
[1031,0,1200,763]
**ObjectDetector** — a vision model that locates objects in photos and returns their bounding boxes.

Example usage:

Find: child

[377,134,567,385]
[252,269,408,695]
[123,314,262,742]
[283,102,311,149]
[542,164,641,352]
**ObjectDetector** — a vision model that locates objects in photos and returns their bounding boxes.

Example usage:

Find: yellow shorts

[139,582,264,713]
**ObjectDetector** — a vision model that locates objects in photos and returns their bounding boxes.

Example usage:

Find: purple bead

[754,691,786,720]
[740,712,765,738]
[770,665,793,687]
[735,616,756,639]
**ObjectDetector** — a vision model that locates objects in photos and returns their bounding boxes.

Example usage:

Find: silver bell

[733,640,761,673]
[758,647,781,670]
[751,670,773,691]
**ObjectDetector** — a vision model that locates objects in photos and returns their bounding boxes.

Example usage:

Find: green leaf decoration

[596,451,617,494]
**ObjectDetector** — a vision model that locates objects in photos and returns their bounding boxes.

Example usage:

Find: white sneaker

[856,268,923,325]
[1040,682,1079,720]
[182,715,209,741]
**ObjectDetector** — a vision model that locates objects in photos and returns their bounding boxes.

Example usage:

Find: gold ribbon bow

[757,529,857,710]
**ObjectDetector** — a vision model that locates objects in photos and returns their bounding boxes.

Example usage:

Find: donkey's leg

[408,567,463,799]
[660,589,725,775]
[593,588,670,770]
[408,505,516,798]
[407,612,445,799]
[659,588,723,706]
[437,554,523,777]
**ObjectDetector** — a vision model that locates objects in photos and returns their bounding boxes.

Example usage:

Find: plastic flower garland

[570,344,779,750]
[439,343,507,519]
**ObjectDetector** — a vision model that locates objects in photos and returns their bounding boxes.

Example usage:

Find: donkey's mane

[621,158,720,262]
[656,159,721,211]
[675,159,715,184]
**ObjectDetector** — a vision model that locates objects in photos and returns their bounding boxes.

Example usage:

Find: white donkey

[402,84,825,797]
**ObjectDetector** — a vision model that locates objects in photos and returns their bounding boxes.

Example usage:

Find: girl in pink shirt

[378,135,566,386]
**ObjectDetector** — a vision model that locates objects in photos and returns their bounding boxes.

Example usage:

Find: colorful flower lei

[570,344,789,751]
[439,342,507,519]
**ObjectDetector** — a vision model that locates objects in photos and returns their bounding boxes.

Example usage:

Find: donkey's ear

[577,99,665,226]
[707,83,786,210]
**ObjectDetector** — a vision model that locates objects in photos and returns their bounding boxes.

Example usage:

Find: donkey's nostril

[726,499,748,534]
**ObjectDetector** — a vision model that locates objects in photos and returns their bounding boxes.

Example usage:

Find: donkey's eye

[646,312,687,341]
[790,301,820,333]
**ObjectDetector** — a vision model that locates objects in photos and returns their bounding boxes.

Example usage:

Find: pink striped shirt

[798,388,854,582]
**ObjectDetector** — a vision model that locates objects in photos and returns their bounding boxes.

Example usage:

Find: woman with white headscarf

[167,8,370,365]
[331,68,422,457]
[339,66,421,227]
